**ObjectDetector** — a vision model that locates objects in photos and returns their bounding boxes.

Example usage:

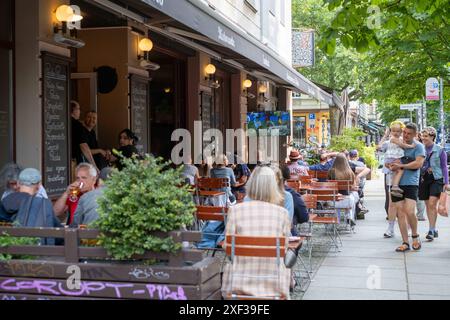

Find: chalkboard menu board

[200,92,213,150]
[130,75,149,154]
[41,52,70,198]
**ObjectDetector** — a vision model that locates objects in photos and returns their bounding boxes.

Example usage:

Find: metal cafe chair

[299,194,318,277]
[195,177,229,206]
[194,205,228,257]
[225,235,288,300]
[328,180,357,233]
[309,187,343,252]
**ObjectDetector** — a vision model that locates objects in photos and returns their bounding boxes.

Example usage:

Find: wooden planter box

[0,227,221,300]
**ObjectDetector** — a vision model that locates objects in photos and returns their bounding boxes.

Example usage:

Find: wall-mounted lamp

[138,37,160,71]
[205,64,220,89]
[205,64,216,80]
[258,84,271,103]
[243,79,255,99]
[53,5,85,48]
[54,5,83,35]
[138,38,153,61]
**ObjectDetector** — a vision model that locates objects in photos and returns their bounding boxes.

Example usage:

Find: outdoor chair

[309,187,343,252]
[299,194,318,276]
[195,177,230,206]
[194,205,228,257]
[328,180,357,233]
[224,235,288,300]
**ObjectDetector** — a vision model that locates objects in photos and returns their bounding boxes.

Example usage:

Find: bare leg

[426,196,439,230]
[391,170,404,187]
[388,194,397,222]
[404,199,419,237]
[395,201,410,244]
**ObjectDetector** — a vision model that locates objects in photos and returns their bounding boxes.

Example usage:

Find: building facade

[292,92,331,148]
[1,0,333,197]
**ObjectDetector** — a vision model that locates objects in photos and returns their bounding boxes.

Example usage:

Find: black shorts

[391,186,419,203]
[419,173,444,201]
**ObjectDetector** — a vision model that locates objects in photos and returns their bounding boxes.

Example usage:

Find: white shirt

[382,139,405,160]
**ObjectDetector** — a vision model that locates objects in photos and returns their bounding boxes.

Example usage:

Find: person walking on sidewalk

[389,123,426,252]
[415,132,427,222]
[419,127,449,242]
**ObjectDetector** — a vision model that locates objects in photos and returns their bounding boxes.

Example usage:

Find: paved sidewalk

[303,172,450,300]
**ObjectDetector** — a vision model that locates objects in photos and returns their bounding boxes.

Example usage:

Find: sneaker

[384,229,395,238]
[417,216,426,221]
[434,230,439,238]
[425,231,434,241]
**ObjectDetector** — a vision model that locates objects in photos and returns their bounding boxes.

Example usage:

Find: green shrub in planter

[94,155,196,260]
[0,230,40,261]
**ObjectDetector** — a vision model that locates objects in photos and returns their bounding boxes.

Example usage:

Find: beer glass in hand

[69,182,83,202]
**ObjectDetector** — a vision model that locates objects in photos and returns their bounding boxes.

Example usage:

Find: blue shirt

[309,160,334,172]
[400,142,426,186]
[244,191,293,223]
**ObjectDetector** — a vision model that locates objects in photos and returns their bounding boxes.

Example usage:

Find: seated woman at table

[107,129,140,170]
[327,153,360,227]
[230,153,251,202]
[222,166,291,300]
[210,154,237,205]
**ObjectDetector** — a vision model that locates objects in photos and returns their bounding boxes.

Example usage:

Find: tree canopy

[293,0,450,126]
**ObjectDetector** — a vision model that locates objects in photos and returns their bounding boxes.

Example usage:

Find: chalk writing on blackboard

[130,75,149,154]
[41,53,70,198]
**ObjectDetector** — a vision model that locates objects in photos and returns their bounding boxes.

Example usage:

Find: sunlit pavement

[302,172,450,300]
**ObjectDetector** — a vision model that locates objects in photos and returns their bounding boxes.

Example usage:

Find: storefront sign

[292,30,315,67]
[218,26,236,47]
[142,0,164,8]
[426,78,440,101]
[41,52,70,198]
[130,75,150,154]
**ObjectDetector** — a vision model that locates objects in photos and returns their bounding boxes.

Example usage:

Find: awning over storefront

[89,0,333,105]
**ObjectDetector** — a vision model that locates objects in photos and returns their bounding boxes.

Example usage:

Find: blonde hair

[390,121,406,130]
[271,165,286,207]
[246,166,284,206]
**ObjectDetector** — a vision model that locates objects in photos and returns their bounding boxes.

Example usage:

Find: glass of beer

[69,182,83,202]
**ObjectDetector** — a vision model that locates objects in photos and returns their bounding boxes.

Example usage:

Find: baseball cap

[18,168,42,186]
[349,150,358,157]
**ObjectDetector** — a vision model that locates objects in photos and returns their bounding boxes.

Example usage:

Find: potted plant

[94,154,196,260]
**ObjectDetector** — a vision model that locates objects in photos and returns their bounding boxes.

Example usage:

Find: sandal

[412,235,422,251]
[395,242,410,252]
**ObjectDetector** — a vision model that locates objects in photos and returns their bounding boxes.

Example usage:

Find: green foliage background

[330,128,379,169]
[94,155,195,260]
[293,0,450,126]
[0,230,39,261]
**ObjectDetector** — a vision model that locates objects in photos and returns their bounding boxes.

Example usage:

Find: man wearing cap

[0,169,61,234]
[0,168,44,222]
[349,150,366,165]
[53,163,98,225]
[287,150,309,177]
[71,167,113,227]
